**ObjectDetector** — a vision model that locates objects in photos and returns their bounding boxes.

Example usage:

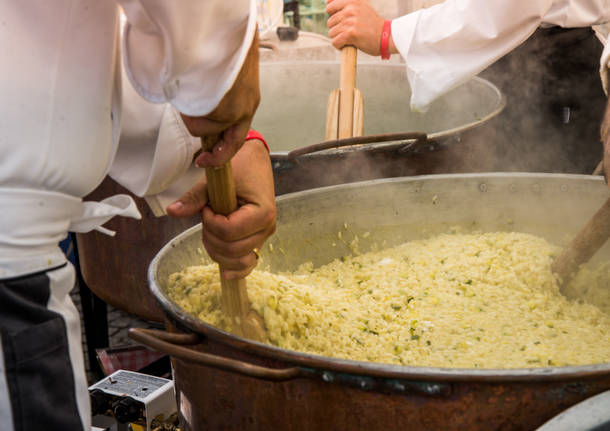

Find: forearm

[231,137,274,195]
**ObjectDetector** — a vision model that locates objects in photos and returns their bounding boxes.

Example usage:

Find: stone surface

[70,280,158,384]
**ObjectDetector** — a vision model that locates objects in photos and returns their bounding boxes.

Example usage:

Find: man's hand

[326,0,395,56]
[166,138,276,280]
[602,97,610,187]
[181,32,260,168]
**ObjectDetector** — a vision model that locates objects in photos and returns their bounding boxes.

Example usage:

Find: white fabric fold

[70,194,142,236]
[0,188,141,279]
[119,0,258,116]
[391,0,610,111]
[109,85,200,198]
[109,31,201,202]
[144,164,205,217]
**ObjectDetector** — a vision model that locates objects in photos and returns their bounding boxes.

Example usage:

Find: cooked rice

[167,231,610,368]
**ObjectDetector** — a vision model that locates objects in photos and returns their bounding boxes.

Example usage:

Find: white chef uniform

[601,36,610,93]
[390,0,610,110]
[0,1,257,430]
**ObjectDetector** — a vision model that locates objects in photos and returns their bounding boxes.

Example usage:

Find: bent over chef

[0,1,275,430]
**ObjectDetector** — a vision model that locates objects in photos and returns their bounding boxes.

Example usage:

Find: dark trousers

[480,26,606,174]
[0,265,84,431]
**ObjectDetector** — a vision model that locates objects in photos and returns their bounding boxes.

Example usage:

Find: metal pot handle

[128,328,303,381]
[286,132,428,159]
[129,328,452,395]
[259,41,279,52]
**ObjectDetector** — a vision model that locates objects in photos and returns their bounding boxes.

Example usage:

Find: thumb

[166,175,209,218]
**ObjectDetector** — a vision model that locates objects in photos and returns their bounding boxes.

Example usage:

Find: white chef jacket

[391,0,610,110]
[601,34,610,92]
[0,0,257,279]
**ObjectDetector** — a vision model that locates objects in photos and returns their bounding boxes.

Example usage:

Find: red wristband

[380,20,392,60]
[245,129,269,152]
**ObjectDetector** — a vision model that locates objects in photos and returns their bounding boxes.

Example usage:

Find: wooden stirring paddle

[554,102,610,289]
[201,135,265,341]
[326,46,364,140]
[552,195,610,291]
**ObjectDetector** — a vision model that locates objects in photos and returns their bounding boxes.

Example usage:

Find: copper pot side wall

[171,332,610,431]
[145,173,610,431]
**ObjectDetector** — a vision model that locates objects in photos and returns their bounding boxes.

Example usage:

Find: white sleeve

[110,0,257,215]
[118,0,257,116]
[391,0,555,110]
[108,65,200,201]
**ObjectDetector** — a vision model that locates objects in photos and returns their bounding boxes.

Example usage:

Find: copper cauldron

[133,173,610,431]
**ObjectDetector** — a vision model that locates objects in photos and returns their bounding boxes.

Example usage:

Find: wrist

[235,130,273,173]
[245,129,270,153]
[380,20,392,60]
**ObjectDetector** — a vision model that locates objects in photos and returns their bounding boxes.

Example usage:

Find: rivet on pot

[509,184,517,193]
[322,372,333,383]
[389,380,406,392]
[560,184,568,192]
[532,183,541,193]
[359,379,372,390]
[479,183,488,192]
[428,383,445,395]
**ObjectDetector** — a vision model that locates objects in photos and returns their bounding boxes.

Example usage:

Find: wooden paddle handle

[552,196,610,288]
[202,136,238,215]
[338,46,357,139]
[201,136,264,341]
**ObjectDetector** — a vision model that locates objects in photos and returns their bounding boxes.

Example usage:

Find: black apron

[0,265,84,431]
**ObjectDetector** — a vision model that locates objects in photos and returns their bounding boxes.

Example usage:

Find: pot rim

[257,69,506,156]
[149,173,610,383]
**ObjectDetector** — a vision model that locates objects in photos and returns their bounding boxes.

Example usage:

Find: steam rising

[479,27,605,174]
[256,27,606,196]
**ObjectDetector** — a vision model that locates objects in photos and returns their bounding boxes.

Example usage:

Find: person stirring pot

[0,2,275,430]
[326,0,610,162]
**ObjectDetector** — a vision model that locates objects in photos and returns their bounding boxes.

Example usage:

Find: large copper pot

[76,62,505,321]
[133,173,610,430]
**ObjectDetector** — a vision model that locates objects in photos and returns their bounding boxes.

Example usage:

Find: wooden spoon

[552,195,610,291]
[325,46,364,140]
[201,135,265,341]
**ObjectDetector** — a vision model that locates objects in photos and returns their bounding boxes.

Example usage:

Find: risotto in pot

[167,231,610,369]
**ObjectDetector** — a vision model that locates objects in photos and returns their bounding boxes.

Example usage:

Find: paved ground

[70,282,159,385]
